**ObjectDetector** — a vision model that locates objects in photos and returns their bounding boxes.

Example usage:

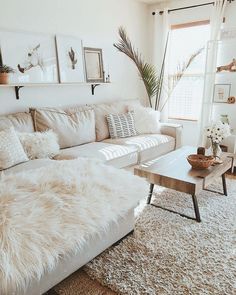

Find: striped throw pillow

[106,112,138,139]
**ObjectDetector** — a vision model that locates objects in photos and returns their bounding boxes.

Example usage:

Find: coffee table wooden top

[134,146,233,195]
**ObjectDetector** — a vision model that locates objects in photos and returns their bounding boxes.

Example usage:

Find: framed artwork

[84,47,104,83]
[56,35,85,83]
[0,31,58,84]
[213,84,231,103]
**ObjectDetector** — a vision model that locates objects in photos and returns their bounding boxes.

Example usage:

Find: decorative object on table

[213,84,231,103]
[197,147,206,155]
[206,121,231,163]
[227,96,235,104]
[56,35,85,83]
[187,154,215,170]
[0,30,59,84]
[83,47,104,83]
[217,58,236,72]
[220,114,230,125]
[0,64,15,84]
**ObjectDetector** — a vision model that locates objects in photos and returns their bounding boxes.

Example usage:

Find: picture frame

[213,84,231,103]
[56,35,85,83]
[84,47,104,83]
[0,30,59,84]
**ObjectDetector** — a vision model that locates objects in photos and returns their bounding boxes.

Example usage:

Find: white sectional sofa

[1,99,182,174]
[0,99,182,294]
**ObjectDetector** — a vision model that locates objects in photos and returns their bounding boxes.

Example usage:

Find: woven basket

[187,154,215,170]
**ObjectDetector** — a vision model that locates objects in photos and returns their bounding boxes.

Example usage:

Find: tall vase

[211,142,222,164]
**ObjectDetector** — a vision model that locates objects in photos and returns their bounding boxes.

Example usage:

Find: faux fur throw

[0,159,146,294]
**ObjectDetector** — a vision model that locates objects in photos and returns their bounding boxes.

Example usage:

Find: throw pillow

[106,112,138,139]
[0,127,28,170]
[128,105,161,134]
[30,108,96,149]
[18,130,60,160]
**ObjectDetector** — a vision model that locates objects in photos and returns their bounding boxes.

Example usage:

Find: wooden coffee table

[134,146,234,222]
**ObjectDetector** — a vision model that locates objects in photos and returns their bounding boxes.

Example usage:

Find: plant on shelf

[114,27,160,108]
[0,65,15,84]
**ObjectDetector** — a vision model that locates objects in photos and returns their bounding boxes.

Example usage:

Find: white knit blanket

[0,159,146,294]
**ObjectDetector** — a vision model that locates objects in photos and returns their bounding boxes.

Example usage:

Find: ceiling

[135,0,165,3]
[135,0,180,4]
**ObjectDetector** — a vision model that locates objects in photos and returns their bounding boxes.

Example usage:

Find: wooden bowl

[187,154,215,170]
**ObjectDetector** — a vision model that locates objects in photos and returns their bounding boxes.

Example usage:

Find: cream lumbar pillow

[128,105,161,134]
[18,130,60,160]
[0,127,29,170]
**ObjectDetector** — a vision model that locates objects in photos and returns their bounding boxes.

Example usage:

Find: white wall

[148,0,236,146]
[0,0,149,115]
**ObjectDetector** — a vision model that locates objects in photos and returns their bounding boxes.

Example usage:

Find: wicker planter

[0,73,9,84]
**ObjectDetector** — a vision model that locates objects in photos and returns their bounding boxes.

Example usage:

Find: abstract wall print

[84,47,104,83]
[213,84,231,103]
[0,31,58,84]
[56,35,85,83]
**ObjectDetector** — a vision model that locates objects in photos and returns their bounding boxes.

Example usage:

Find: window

[168,21,210,121]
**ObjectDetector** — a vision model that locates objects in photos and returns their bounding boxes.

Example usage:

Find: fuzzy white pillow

[18,130,60,160]
[0,127,29,170]
[128,105,161,134]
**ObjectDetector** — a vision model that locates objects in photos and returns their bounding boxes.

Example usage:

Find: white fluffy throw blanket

[0,159,146,294]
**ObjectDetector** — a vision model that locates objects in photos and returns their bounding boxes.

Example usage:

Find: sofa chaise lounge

[0,99,182,294]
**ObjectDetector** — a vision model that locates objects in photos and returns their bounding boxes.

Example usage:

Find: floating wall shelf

[0,82,111,100]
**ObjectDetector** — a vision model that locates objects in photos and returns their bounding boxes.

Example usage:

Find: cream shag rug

[84,179,236,295]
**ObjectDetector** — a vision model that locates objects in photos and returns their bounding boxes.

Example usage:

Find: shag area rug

[84,179,236,295]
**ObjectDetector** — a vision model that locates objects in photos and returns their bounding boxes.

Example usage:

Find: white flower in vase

[205,121,231,161]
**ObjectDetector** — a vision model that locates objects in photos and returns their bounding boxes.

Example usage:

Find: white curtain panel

[152,9,170,120]
[199,0,227,144]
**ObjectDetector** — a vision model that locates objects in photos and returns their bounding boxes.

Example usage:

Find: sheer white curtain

[199,0,227,144]
[152,9,170,120]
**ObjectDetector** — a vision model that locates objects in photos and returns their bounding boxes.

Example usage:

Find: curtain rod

[152,0,234,15]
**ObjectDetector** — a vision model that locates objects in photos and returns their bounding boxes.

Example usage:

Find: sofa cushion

[55,142,138,169]
[30,108,96,149]
[0,127,29,170]
[103,134,175,163]
[18,130,60,160]
[0,112,34,133]
[1,159,54,176]
[106,112,138,139]
[128,105,161,134]
[93,99,141,142]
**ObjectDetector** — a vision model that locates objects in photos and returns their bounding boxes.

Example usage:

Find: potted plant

[0,65,15,84]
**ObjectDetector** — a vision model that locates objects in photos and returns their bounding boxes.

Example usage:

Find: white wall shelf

[0,82,111,100]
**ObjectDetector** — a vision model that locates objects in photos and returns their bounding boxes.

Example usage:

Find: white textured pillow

[18,130,60,160]
[0,127,28,170]
[128,105,161,134]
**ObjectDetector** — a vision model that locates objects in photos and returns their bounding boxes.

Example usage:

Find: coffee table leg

[192,194,201,222]
[147,184,154,204]
[222,173,227,196]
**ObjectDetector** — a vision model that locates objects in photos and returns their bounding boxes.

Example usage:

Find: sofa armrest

[160,123,183,149]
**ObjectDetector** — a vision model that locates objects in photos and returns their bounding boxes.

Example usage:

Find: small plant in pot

[0,65,15,84]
